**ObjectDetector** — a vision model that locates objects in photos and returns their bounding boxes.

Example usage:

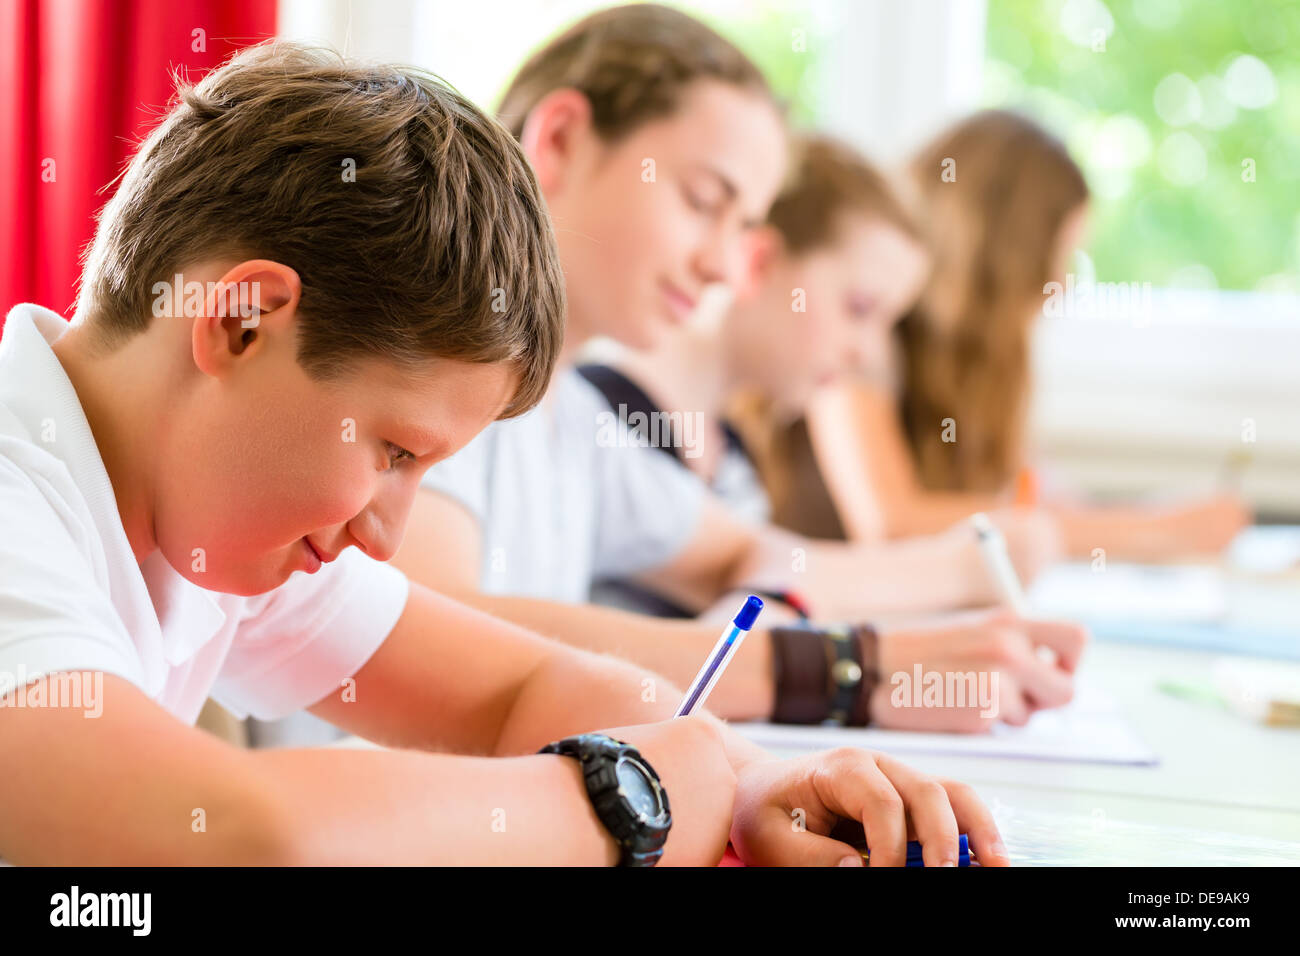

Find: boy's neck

[615,323,731,426]
[51,324,163,565]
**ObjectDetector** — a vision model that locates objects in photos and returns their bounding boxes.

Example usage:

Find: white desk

[333,638,1300,863]
[757,639,1300,862]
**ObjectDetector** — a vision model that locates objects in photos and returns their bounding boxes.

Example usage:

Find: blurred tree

[686,0,824,126]
[984,0,1300,292]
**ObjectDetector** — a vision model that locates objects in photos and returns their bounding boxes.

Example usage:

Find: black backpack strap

[577,364,684,463]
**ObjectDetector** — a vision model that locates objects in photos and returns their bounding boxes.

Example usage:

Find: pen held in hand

[675,595,764,717]
[970,511,1030,616]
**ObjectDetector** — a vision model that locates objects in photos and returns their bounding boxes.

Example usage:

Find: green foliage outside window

[984,0,1300,292]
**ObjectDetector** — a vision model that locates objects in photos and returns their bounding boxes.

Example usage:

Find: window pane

[984,0,1300,293]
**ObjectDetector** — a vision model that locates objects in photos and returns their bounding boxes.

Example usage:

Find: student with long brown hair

[801,109,1249,560]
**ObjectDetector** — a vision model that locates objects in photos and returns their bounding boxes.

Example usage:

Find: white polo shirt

[419,367,707,603]
[0,304,410,725]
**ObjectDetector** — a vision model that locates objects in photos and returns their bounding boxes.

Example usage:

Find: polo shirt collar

[0,304,226,668]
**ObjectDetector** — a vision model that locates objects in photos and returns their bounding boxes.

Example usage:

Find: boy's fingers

[875,754,961,867]
[941,778,1010,867]
[995,676,1032,726]
[766,817,867,867]
[817,750,909,866]
[1024,618,1090,672]
[1012,654,1076,710]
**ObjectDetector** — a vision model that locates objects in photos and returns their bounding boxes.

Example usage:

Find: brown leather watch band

[770,624,880,726]
[769,627,830,724]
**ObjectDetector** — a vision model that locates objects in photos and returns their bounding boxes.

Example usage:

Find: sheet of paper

[1028,554,1300,659]
[993,805,1300,866]
[734,680,1157,765]
[1028,562,1227,623]
[1228,524,1300,574]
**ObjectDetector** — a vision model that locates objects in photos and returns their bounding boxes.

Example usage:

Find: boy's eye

[847,295,877,322]
[681,182,724,217]
[385,442,416,468]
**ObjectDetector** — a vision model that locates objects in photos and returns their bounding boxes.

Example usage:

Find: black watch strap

[539,733,672,866]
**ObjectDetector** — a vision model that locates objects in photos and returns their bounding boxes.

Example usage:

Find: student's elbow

[226,786,306,866]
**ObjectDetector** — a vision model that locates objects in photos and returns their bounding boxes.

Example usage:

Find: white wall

[1031,291,1300,516]
[814,0,988,162]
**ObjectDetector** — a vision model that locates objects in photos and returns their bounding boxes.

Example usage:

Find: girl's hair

[899,109,1089,491]
[726,135,924,530]
[766,135,924,255]
[496,3,775,141]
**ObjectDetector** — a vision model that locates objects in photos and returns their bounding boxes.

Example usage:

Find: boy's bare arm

[0,671,739,865]
[636,496,993,619]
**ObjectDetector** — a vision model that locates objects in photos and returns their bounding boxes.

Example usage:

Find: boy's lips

[660,279,698,324]
[301,537,334,573]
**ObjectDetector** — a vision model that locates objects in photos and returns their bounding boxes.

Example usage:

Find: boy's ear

[191,260,300,378]
[737,226,784,299]
[519,88,594,196]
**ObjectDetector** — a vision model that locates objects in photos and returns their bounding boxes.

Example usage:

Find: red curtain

[0,0,276,333]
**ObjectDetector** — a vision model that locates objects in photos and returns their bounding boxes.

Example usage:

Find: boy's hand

[870,609,1089,732]
[600,716,737,866]
[729,749,1010,866]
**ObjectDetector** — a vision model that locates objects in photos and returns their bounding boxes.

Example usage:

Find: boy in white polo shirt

[0,41,1009,867]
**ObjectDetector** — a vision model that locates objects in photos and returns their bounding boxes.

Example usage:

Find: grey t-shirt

[419,368,708,602]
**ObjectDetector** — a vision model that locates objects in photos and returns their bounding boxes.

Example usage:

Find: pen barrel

[976,531,1029,614]
[675,625,746,717]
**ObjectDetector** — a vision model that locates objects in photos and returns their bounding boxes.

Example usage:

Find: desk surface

[758,639,1300,862]
[332,639,1300,863]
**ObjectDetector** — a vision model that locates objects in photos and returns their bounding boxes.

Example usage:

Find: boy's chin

[168,557,295,597]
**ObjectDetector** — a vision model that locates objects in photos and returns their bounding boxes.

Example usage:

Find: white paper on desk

[1229,525,1300,574]
[994,806,1300,866]
[734,680,1158,765]
[1027,562,1226,623]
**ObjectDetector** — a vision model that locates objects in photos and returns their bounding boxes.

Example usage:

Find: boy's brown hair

[78,42,565,418]
[497,2,775,142]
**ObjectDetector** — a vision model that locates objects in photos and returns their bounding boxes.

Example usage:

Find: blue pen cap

[733,595,764,631]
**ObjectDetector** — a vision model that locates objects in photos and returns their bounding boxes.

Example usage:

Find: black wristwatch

[539,733,672,866]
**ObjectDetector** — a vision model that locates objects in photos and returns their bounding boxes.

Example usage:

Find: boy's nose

[350,483,418,563]
[694,226,747,290]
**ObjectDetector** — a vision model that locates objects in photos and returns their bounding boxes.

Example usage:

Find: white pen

[970,512,1029,615]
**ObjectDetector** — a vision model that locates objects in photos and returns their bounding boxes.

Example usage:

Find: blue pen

[675,595,764,717]
[861,834,971,867]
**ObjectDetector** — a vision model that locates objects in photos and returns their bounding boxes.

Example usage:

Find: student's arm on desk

[0,588,739,865]
[805,379,996,541]
[1052,498,1249,561]
[315,580,1011,867]
[805,381,1248,560]
[394,489,1086,734]
[635,495,1054,620]
[0,671,631,865]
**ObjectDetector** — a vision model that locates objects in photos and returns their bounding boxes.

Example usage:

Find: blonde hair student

[803,109,1250,561]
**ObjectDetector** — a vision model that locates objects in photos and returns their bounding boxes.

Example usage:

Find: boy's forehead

[635,82,786,207]
[346,354,518,418]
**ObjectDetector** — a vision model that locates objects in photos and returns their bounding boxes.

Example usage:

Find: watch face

[615,756,664,821]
